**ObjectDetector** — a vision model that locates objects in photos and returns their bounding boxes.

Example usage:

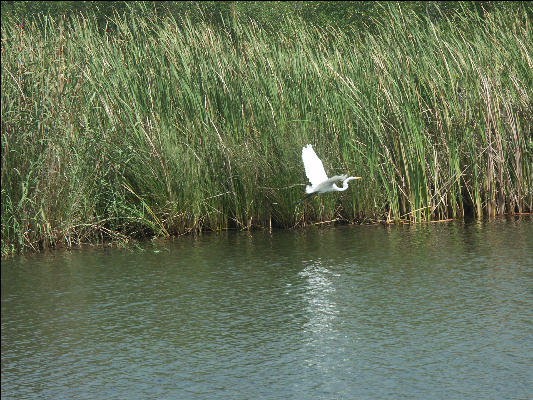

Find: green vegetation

[2,2,532,255]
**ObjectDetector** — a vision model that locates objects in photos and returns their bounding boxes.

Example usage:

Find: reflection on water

[2,218,533,399]
[300,262,339,336]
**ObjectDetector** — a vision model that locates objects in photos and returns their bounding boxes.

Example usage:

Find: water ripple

[2,219,532,399]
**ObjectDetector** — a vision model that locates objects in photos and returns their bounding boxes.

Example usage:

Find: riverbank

[2,3,532,255]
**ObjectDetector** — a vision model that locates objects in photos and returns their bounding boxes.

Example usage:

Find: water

[2,218,532,399]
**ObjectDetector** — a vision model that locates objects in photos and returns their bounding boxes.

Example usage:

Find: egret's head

[346,176,362,182]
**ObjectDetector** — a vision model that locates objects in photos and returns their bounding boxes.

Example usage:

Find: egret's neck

[332,176,361,191]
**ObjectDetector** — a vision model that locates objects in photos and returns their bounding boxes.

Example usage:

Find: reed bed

[2,4,532,255]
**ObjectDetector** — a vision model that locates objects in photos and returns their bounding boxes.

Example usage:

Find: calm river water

[2,218,532,399]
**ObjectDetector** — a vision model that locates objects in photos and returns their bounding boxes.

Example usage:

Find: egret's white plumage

[302,144,328,191]
[295,144,361,205]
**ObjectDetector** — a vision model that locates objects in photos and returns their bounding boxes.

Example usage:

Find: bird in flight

[294,144,361,205]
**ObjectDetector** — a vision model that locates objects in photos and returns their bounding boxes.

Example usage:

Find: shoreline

[3,214,531,258]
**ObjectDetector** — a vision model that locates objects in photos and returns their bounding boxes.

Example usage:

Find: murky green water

[2,218,533,399]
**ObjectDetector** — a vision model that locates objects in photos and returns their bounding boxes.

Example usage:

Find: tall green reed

[2,4,531,255]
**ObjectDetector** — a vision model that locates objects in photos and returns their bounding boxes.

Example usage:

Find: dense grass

[2,3,532,255]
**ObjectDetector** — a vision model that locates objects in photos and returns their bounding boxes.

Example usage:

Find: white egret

[294,144,361,205]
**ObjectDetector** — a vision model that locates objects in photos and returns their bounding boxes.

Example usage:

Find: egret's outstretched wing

[302,144,328,187]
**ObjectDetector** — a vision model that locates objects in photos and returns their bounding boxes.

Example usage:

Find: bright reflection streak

[299,261,339,336]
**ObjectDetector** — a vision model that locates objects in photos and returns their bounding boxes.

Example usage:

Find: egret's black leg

[293,192,318,206]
